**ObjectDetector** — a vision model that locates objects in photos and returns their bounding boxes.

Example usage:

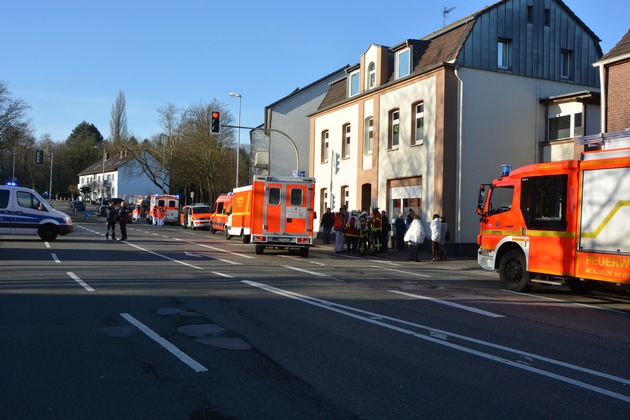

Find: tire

[225,226,232,240]
[255,245,264,255]
[299,247,309,257]
[566,277,595,293]
[38,225,58,241]
[243,234,251,244]
[498,250,530,291]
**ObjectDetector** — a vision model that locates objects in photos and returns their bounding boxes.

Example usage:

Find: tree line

[0,84,248,205]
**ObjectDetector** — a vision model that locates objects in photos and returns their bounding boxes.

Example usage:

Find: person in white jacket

[404,215,425,262]
[430,214,442,262]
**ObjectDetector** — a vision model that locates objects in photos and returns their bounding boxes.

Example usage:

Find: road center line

[389,290,504,318]
[282,265,332,277]
[372,265,431,278]
[120,313,207,373]
[51,253,61,263]
[242,280,630,403]
[67,272,95,292]
[125,242,203,270]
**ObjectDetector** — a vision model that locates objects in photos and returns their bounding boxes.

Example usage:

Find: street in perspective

[1,201,629,419]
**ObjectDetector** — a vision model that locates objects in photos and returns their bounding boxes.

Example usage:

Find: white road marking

[389,290,504,318]
[67,272,95,292]
[211,271,235,278]
[125,242,203,270]
[372,265,431,278]
[51,253,61,263]
[501,289,628,315]
[282,265,332,277]
[120,313,207,373]
[243,280,630,403]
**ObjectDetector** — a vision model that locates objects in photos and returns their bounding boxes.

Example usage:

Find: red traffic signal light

[211,111,221,134]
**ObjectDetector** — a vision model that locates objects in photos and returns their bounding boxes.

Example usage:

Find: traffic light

[36,150,44,164]
[211,111,221,134]
[334,152,340,174]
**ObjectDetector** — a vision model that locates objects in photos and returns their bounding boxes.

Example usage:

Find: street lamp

[160,134,167,193]
[229,92,242,188]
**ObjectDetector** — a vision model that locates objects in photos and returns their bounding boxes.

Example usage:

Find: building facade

[310,0,602,255]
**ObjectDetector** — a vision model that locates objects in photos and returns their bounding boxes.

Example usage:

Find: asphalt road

[1,214,629,419]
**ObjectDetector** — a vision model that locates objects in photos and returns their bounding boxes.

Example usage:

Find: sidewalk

[312,237,481,271]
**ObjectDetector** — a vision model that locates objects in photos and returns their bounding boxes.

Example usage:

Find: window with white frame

[321,130,329,163]
[548,112,583,140]
[389,110,400,149]
[343,124,351,158]
[349,71,360,97]
[396,49,410,79]
[368,62,376,89]
[364,117,373,154]
[412,102,424,146]
[498,39,511,70]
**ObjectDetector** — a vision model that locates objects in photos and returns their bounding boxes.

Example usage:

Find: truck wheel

[38,225,58,241]
[566,278,595,293]
[255,245,264,255]
[299,247,309,257]
[243,234,251,244]
[499,250,530,291]
[225,226,232,240]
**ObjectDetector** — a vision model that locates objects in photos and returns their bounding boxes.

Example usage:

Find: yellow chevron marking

[582,200,630,239]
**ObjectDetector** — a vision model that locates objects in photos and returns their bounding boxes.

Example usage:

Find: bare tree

[110,90,128,146]
[0,81,30,149]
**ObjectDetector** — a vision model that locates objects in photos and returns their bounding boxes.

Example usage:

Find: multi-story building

[310,0,602,255]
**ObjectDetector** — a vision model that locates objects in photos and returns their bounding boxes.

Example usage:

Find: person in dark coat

[118,200,132,241]
[320,207,334,244]
[105,201,118,240]
[394,212,407,251]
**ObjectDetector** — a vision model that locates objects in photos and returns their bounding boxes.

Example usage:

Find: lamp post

[160,134,167,193]
[229,92,242,188]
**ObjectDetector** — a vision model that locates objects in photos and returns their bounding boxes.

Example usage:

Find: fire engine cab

[477,134,630,292]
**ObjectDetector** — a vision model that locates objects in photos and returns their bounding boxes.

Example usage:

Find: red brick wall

[606,59,630,132]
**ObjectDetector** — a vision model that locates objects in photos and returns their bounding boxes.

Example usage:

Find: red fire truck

[476,143,630,292]
[224,175,316,257]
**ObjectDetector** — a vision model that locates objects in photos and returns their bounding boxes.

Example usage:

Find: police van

[0,185,73,241]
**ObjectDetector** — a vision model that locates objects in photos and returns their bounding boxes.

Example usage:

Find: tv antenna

[443,6,456,27]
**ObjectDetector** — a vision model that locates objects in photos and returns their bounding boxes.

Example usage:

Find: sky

[3,0,629,143]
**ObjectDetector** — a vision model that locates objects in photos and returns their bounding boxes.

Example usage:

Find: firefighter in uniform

[358,211,369,255]
[371,205,383,253]
[333,206,347,253]
[344,210,361,254]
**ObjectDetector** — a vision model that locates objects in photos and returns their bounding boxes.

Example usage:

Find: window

[269,187,281,205]
[17,191,42,210]
[343,124,351,158]
[498,39,511,70]
[488,186,514,215]
[389,110,400,149]
[548,112,583,140]
[364,118,373,154]
[368,62,376,89]
[321,130,329,163]
[527,5,533,23]
[349,71,360,97]
[0,190,10,208]
[544,8,550,26]
[560,50,572,79]
[520,175,568,231]
[412,102,424,146]
[290,188,303,206]
[396,49,411,79]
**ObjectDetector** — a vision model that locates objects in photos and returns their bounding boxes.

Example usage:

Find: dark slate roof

[598,28,630,63]
[77,152,129,176]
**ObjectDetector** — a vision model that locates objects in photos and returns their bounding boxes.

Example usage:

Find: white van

[0,185,73,241]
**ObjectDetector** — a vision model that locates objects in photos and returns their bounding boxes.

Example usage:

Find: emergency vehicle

[147,194,180,225]
[131,197,150,222]
[224,175,316,257]
[476,141,630,292]
[209,193,232,234]
[0,185,73,241]
[180,204,211,230]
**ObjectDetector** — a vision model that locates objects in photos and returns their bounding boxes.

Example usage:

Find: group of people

[320,205,391,255]
[152,206,166,227]
[322,206,449,262]
[105,200,131,241]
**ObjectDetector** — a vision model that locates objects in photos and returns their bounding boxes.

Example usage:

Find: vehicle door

[14,190,47,235]
[0,188,13,234]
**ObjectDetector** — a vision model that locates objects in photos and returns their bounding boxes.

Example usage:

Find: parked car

[180,204,212,230]
[69,200,86,212]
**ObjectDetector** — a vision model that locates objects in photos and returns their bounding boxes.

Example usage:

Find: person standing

[394,211,407,252]
[333,206,347,253]
[404,214,425,262]
[430,213,442,262]
[105,200,118,241]
[320,207,334,245]
[344,210,361,254]
[381,210,391,252]
[439,216,449,261]
[371,205,382,253]
[118,200,132,241]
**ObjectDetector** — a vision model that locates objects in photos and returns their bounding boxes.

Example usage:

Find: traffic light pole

[221,125,300,172]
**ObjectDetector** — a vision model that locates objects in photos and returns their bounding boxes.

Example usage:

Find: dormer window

[367,62,376,89]
[349,70,360,97]
[396,49,411,79]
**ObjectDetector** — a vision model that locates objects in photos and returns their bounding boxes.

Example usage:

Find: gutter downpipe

[454,65,464,253]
